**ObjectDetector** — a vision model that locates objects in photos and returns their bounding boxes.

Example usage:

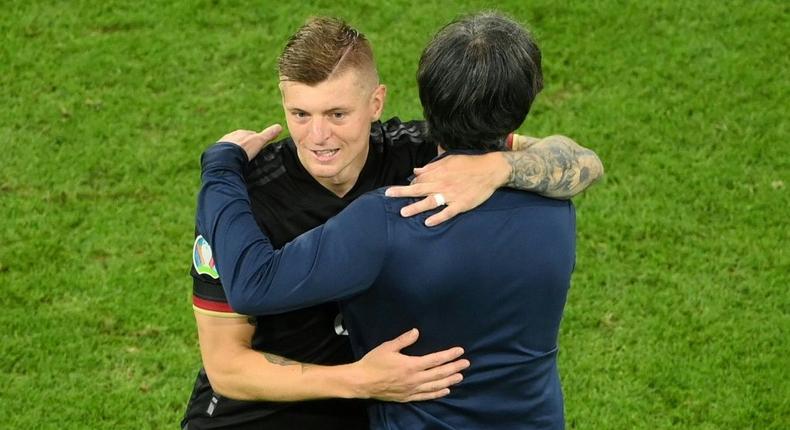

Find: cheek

[285,120,307,142]
[339,117,372,142]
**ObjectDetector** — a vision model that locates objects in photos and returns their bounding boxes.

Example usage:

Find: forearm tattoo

[261,352,310,373]
[504,135,603,199]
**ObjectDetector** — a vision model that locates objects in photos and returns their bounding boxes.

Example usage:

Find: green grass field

[1,0,787,428]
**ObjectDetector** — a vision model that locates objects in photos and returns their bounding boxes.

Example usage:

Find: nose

[309,117,331,144]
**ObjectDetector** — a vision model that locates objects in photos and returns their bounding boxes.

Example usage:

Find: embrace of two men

[183,11,602,430]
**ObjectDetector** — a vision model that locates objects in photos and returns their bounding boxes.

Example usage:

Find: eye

[291,111,308,119]
[331,112,346,120]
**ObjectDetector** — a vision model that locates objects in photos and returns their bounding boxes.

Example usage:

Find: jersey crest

[193,235,219,279]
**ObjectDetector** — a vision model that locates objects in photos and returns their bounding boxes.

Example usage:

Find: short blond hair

[278,17,377,85]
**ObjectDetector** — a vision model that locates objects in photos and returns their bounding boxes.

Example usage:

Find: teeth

[315,149,339,156]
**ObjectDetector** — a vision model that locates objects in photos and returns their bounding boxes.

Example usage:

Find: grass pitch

[1,0,787,428]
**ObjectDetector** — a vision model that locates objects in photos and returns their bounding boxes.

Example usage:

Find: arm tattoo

[261,352,310,373]
[503,135,603,199]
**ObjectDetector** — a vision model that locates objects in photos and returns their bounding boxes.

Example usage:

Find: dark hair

[417,12,543,151]
[278,17,377,85]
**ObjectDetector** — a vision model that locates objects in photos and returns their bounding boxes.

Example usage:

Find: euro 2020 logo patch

[193,235,219,279]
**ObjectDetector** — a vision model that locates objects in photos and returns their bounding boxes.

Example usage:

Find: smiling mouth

[312,149,340,161]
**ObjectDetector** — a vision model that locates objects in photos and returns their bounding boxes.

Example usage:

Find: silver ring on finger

[433,193,446,207]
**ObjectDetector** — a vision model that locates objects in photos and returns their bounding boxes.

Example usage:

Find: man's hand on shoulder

[384,133,603,225]
[385,153,509,227]
[217,124,283,161]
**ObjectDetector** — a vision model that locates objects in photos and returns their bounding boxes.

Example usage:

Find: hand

[218,124,283,161]
[384,152,511,226]
[352,328,470,402]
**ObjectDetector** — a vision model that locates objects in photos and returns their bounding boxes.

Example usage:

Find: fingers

[399,195,440,217]
[404,361,469,402]
[412,156,449,176]
[414,371,465,395]
[217,124,282,161]
[382,328,420,352]
[217,125,282,147]
[248,123,283,150]
[259,124,283,142]
[219,129,256,143]
[414,346,465,370]
[404,388,451,402]
[360,340,468,403]
[398,197,457,226]
[425,206,459,227]
[240,124,283,160]
[385,183,431,198]
[418,358,470,383]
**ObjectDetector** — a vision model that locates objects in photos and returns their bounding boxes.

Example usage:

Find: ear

[369,84,387,121]
[278,82,291,128]
[278,82,288,113]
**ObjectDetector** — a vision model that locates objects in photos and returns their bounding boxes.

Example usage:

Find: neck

[317,176,358,198]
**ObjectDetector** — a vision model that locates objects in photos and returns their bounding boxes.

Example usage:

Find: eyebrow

[286,105,354,114]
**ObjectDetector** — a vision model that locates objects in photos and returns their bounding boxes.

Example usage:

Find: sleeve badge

[193,235,219,279]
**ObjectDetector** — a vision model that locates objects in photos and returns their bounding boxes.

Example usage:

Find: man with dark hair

[196,12,580,429]
[418,13,543,150]
[183,15,600,429]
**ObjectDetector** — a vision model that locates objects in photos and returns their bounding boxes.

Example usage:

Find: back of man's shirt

[343,189,575,429]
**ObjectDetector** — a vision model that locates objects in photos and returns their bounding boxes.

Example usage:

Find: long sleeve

[196,143,389,315]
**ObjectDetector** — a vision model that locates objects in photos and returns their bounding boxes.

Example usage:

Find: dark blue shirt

[197,143,576,430]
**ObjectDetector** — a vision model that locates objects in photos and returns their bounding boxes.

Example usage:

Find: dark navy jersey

[183,118,436,429]
[197,144,576,430]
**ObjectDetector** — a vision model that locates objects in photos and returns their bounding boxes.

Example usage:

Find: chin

[306,164,342,179]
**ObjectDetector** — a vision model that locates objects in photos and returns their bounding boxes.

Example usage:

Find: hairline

[279,64,380,91]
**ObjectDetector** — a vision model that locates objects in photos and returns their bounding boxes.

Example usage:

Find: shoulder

[336,188,397,223]
[495,189,575,209]
[371,117,429,149]
[246,137,293,187]
[348,188,389,211]
[318,189,391,244]
[370,118,437,169]
[351,188,417,226]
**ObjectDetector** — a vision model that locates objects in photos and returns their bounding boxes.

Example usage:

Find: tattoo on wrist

[503,136,601,198]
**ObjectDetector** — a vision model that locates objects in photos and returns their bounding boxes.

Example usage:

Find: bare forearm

[196,313,364,402]
[503,134,604,199]
[196,314,464,403]
[205,349,361,401]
